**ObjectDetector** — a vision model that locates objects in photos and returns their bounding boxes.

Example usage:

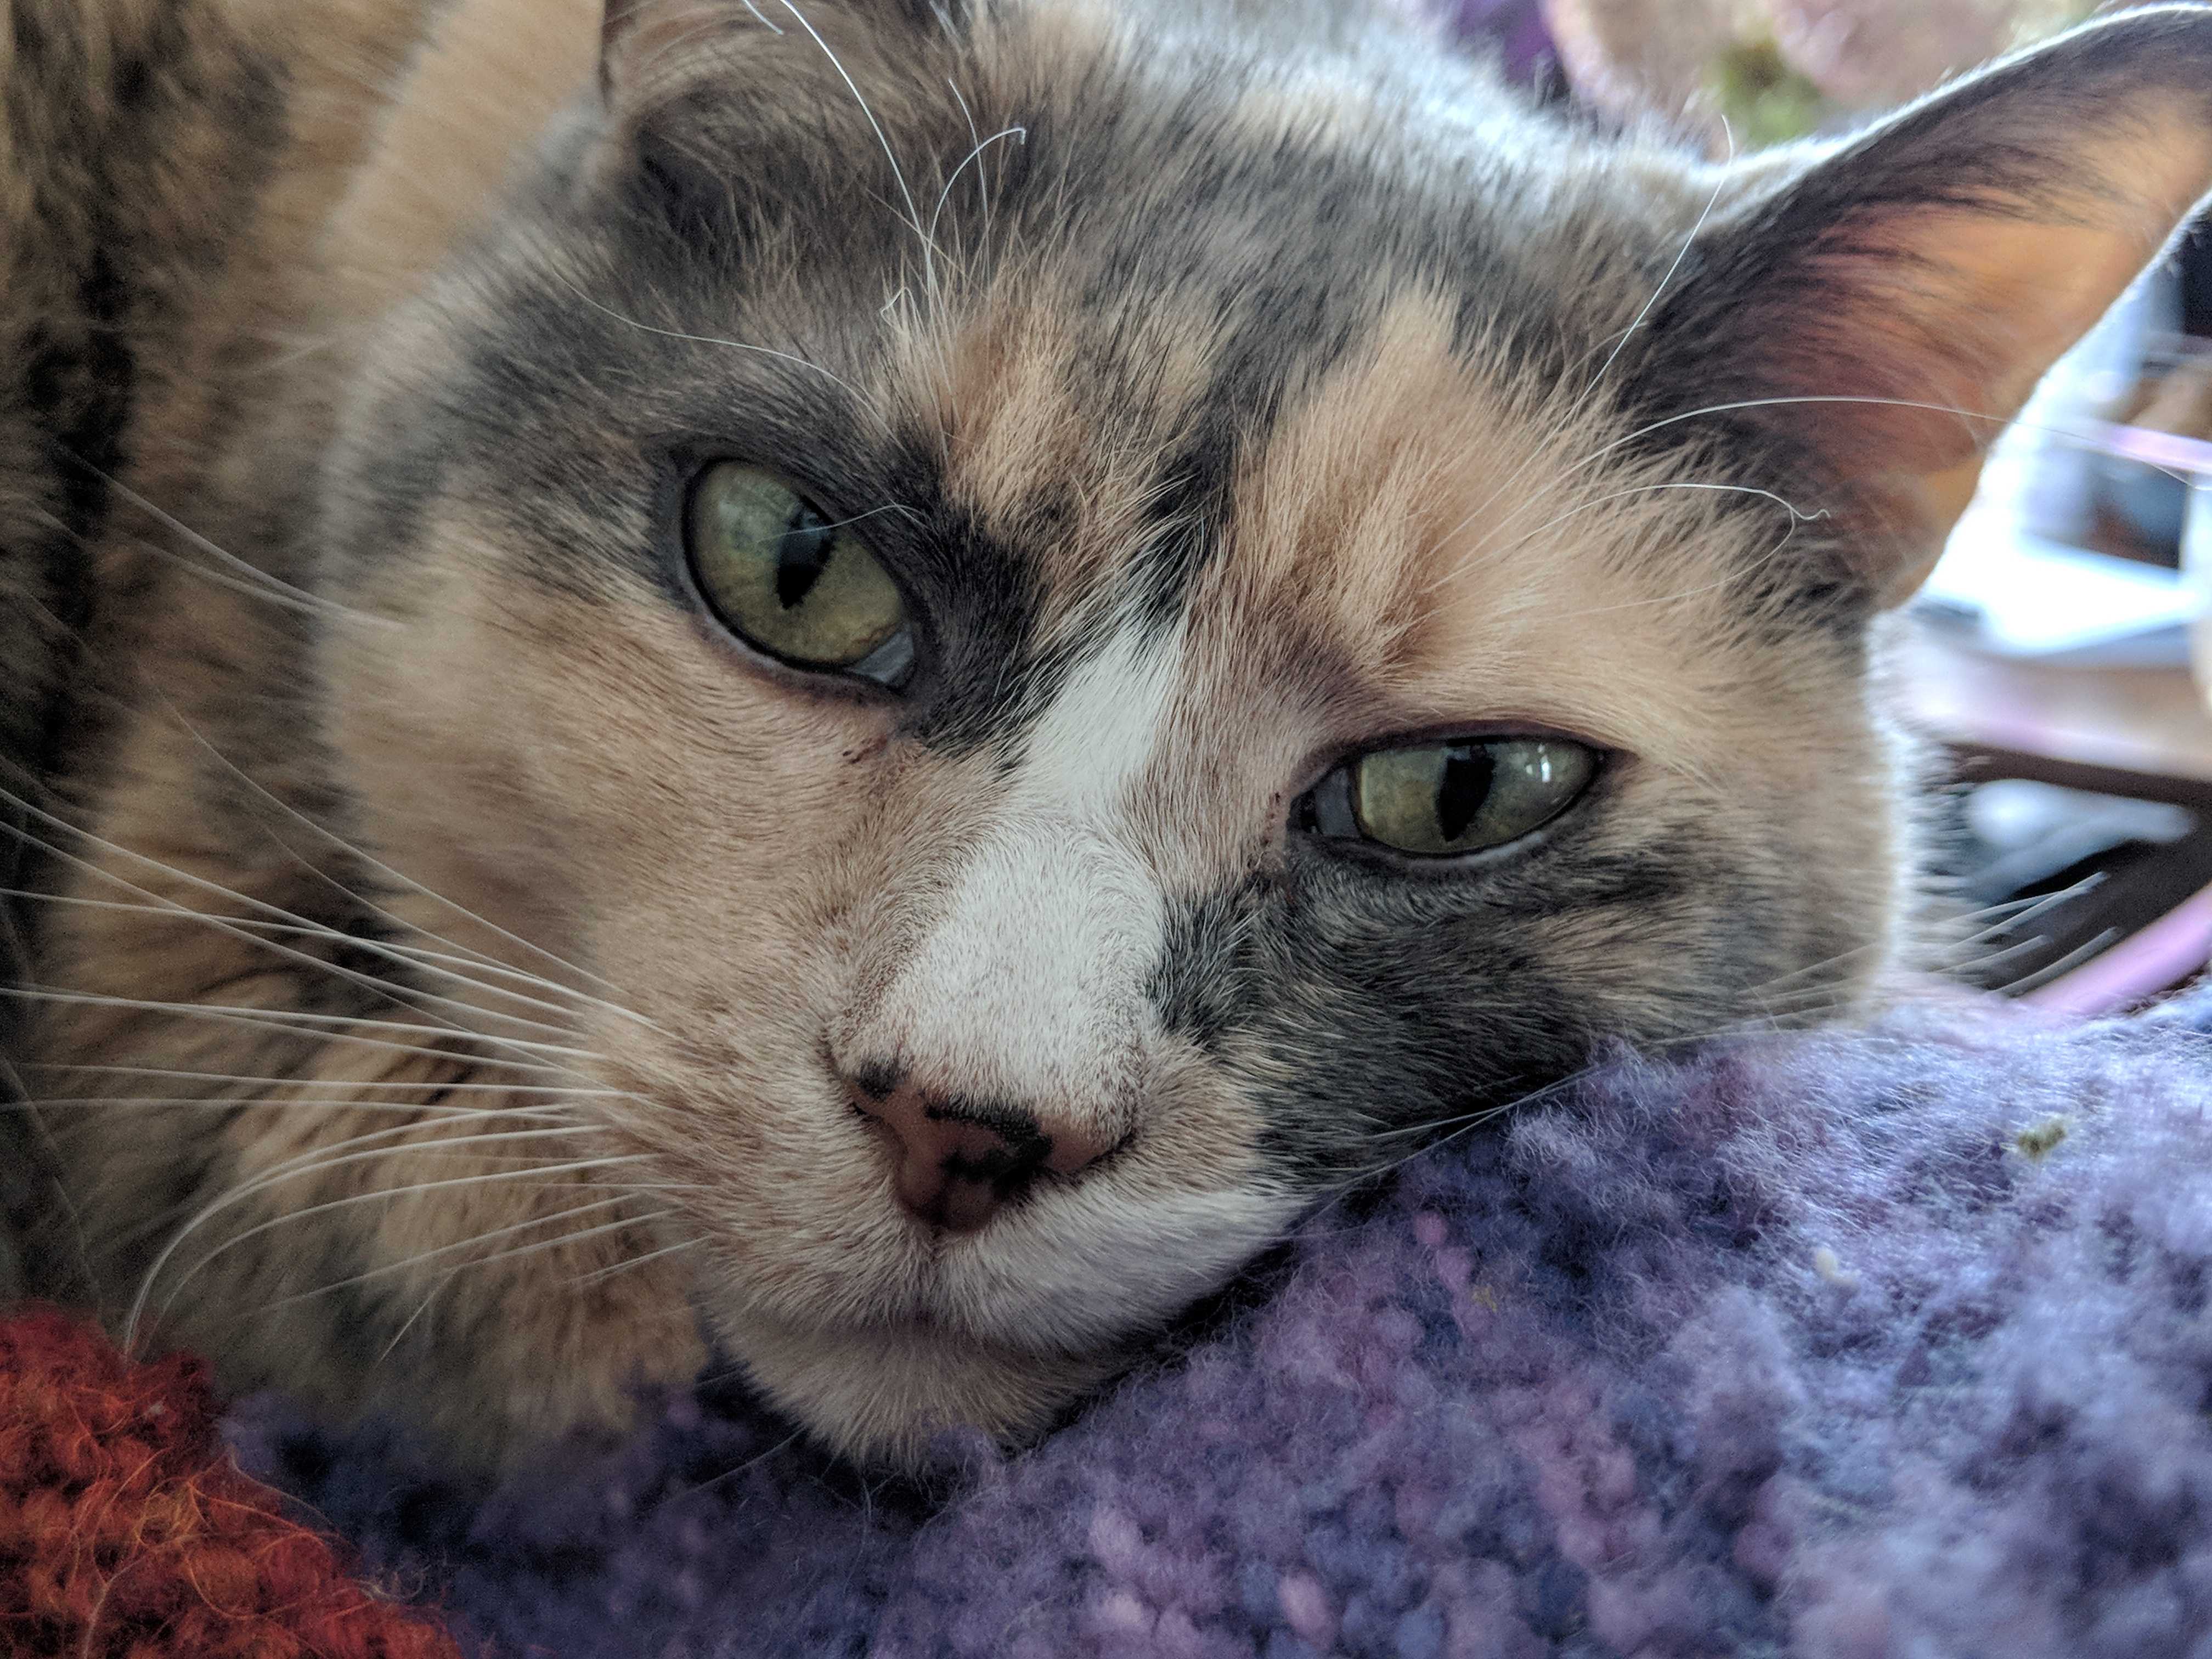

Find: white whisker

[249,1194,649,1316]
[75,464,399,628]
[4,986,595,1078]
[546,271,893,437]
[0,797,610,1071]
[123,698,667,1024]
[9,1094,578,1121]
[133,1139,654,1339]
[568,1234,705,1289]
[774,0,935,295]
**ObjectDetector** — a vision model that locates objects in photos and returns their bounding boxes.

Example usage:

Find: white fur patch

[852,621,1186,1120]
[949,1181,1299,1349]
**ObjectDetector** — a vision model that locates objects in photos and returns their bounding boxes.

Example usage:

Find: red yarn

[0,1308,466,1658]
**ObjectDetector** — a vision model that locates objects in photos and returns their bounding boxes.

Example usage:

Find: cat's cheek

[318,511,904,969]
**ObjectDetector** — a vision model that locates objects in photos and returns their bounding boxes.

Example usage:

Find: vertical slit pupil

[1435,745,1494,843]
[774,504,836,609]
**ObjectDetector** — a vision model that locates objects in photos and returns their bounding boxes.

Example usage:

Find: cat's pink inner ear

[1784,196,2209,603]
[1681,12,2212,607]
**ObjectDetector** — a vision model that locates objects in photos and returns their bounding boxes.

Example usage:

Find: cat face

[290,0,2212,1459]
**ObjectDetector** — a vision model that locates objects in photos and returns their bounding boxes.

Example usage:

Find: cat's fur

[4,0,2210,1468]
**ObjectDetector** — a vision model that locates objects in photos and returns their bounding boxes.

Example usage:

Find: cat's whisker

[546,272,894,438]
[927,122,1025,268]
[1427,127,1737,563]
[129,694,664,1023]
[375,1273,455,1364]
[1424,478,1816,595]
[117,533,342,620]
[2,985,596,1058]
[946,78,994,237]
[12,656,651,1027]
[667,1428,806,1500]
[1923,875,2105,966]
[24,1062,639,1101]
[738,0,785,33]
[1553,391,2013,498]
[3,987,599,1080]
[0,798,611,1067]
[771,1,938,301]
[7,1094,580,1121]
[3,890,596,1044]
[59,460,400,628]
[245,1194,657,1318]
[1730,879,2104,1009]
[1429,381,2075,607]
[134,1141,654,1338]
[1576,133,1731,402]
[567,1234,706,1290]
[1933,932,2068,988]
[395,1203,681,1285]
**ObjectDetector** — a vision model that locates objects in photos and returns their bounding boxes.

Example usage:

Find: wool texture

[204,997,2212,1658]
[0,1308,463,1658]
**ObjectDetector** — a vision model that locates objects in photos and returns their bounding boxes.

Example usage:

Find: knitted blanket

[15,997,2212,1657]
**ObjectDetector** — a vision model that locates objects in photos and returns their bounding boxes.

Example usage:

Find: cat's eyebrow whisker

[1432,383,2048,603]
[1555,390,2021,494]
[945,78,995,236]
[1577,133,1731,402]
[1425,478,1816,596]
[771,0,940,302]
[545,272,895,438]
[1453,122,1735,543]
[927,122,1025,265]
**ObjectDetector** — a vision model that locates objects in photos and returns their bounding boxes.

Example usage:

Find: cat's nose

[849,1069,1108,1233]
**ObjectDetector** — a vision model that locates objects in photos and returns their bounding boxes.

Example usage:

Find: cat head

[307,0,2212,1461]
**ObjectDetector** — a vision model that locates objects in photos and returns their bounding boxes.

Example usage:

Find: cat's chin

[714,1311,1128,1469]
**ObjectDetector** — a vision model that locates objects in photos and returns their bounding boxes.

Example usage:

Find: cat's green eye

[1328,738,1596,857]
[686,462,912,682]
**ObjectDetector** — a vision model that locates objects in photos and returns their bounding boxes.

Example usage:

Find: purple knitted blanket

[228,997,2212,1657]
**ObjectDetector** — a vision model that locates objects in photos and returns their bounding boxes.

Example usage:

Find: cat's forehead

[876,274,1763,778]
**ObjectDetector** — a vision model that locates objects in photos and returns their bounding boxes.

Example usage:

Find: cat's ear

[1646,6,2212,606]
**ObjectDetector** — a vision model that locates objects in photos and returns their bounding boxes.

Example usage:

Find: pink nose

[851,1070,1108,1233]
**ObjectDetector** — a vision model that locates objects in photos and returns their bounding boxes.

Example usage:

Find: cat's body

[5,0,2211,1469]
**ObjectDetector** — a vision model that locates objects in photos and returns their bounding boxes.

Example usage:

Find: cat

[4,0,2210,1472]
